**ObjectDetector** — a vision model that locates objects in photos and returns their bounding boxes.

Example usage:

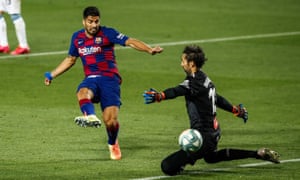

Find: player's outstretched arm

[216,94,248,123]
[125,38,163,55]
[44,56,77,86]
[143,88,165,104]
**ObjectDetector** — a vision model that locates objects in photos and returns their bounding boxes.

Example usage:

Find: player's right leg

[0,12,9,53]
[203,148,280,164]
[74,87,101,128]
[74,114,101,128]
[10,13,30,55]
[100,75,122,160]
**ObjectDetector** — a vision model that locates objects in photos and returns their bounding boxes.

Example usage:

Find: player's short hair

[83,6,100,19]
[183,45,207,68]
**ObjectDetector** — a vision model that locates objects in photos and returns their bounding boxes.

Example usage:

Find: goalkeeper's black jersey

[163,70,233,132]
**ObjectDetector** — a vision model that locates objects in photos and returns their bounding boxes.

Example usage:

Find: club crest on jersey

[95,37,102,44]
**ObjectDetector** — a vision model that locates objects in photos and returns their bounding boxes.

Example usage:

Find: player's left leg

[204,149,258,163]
[9,13,30,55]
[161,149,195,176]
[103,106,121,160]
[204,148,280,164]
[97,75,122,160]
[74,86,101,128]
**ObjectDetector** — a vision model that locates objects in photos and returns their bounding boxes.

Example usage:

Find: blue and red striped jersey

[68,26,129,78]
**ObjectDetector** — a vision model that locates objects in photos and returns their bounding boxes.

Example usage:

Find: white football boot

[74,115,101,128]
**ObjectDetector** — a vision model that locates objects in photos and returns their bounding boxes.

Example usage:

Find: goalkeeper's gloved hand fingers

[142,88,165,104]
[233,104,248,123]
[143,90,156,104]
[243,110,248,123]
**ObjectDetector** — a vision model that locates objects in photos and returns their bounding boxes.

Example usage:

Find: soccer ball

[178,129,203,152]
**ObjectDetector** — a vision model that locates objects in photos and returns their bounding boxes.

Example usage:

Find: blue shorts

[77,75,121,111]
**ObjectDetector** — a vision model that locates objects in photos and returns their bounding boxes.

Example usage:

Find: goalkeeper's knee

[160,150,190,176]
[161,158,183,176]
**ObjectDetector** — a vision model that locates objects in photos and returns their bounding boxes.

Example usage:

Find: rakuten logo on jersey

[78,46,101,56]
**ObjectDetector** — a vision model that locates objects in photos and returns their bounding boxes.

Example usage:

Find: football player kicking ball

[143,45,280,175]
[44,6,163,160]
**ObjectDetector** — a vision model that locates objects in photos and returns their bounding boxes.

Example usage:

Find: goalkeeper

[143,45,280,176]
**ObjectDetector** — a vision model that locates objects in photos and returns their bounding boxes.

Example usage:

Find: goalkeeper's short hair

[183,45,207,68]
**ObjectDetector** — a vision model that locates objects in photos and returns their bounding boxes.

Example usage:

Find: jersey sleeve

[216,94,233,113]
[162,78,190,99]
[163,85,188,99]
[68,33,80,57]
[104,27,129,46]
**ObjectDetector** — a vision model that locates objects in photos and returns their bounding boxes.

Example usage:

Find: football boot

[257,148,280,163]
[74,115,101,128]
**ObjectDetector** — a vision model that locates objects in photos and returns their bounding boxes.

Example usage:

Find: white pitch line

[130,158,300,180]
[0,31,300,60]
[153,31,300,47]
[238,158,300,167]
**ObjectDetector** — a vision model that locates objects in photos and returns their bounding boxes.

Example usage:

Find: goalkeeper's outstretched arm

[216,94,248,123]
[143,86,188,104]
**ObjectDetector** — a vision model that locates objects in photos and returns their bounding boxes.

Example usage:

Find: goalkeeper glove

[143,88,165,104]
[232,104,248,123]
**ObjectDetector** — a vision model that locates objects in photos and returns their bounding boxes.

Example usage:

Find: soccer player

[0,0,30,55]
[143,45,280,175]
[44,6,163,160]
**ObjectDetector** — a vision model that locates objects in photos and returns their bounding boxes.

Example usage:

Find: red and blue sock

[79,99,95,115]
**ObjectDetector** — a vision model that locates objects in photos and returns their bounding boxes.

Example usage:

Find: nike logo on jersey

[78,39,84,45]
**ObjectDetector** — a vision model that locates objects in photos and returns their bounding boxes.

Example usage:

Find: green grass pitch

[0,0,299,179]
